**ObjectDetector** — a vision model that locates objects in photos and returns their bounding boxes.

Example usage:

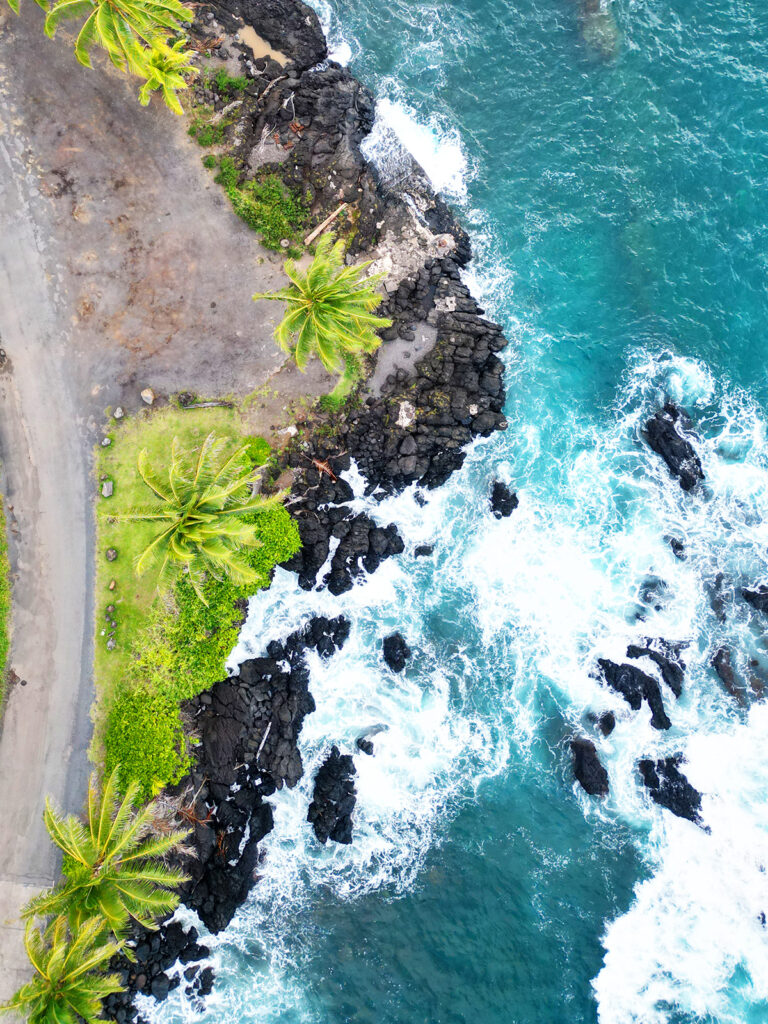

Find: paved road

[0,4,332,1004]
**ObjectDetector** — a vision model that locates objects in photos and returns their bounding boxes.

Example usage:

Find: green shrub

[104,688,190,801]
[214,155,240,189]
[202,154,217,169]
[214,160,308,251]
[214,68,249,94]
[243,434,271,468]
[131,505,300,702]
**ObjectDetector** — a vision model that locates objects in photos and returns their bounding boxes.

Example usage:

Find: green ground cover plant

[214,158,308,252]
[94,406,300,797]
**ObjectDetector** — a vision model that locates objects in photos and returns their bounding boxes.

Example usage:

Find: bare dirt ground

[0,6,332,1002]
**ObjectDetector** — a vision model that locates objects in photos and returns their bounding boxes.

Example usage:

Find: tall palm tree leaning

[1,916,123,1024]
[253,233,393,403]
[116,433,281,604]
[22,768,189,938]
[4,0,195,114]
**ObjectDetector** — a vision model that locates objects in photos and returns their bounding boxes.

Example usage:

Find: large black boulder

[638,755,704,825]
[643,403,704,492]
[490,481,518,519]
[570,737,609,797]
[307,746,357,844]
[212,0,327,71]
[597,659,671,730]
[382,632,412,672]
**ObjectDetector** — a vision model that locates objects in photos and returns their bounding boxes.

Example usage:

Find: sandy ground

[0,5,332,1002]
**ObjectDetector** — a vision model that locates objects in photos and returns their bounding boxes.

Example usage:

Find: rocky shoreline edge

[106,0,511,1017]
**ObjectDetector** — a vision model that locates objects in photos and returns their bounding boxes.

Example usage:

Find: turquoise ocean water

[148,2,768,1021]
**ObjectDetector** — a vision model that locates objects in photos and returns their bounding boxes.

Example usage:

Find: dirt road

[0,5,330,1001]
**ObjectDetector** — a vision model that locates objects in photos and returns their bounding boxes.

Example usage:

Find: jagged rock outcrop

[597,659,671,730]
[643,403,704,492]
[307,745,357,844]
[638,755,704,825]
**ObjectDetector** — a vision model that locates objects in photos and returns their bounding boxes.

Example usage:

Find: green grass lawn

[0,497,10,710]
[93,404,300,798]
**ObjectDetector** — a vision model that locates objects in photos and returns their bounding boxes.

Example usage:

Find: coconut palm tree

[115,433,281,604]
[1,915,122,1024]
[22,768,189,938]
[253,233,392,400]
[5,0,196,113]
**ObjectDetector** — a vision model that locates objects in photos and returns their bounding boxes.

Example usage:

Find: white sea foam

[361,92,471,199]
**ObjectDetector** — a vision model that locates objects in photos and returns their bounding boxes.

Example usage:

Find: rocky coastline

[109,0,512,1016]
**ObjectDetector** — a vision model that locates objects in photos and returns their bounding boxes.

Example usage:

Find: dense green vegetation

[254,233,392,401]
[23,768,188,935]
[2,916,123,1024]
[5,0,195,113]
[214,158,309,253]
[0,497,10,709]
[115,432,281,604]
[95,407,300,799]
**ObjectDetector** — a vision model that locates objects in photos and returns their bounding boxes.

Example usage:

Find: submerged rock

[638,755,704,825]
[711,646,747,706]
[597,659,671,730]
[382,632,412,672]
[571,737,609,797]
[643,403,704,492]
[307,745,357,844]
[490,480,518,519]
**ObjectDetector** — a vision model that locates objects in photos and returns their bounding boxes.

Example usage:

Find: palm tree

[1,916,123,1024]
[12,0,197,113]
[22,768,189,937]
[253,233,392,400]
[115,433,281,604]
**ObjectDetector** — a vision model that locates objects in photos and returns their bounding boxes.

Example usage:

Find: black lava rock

[570,737,609,797]
[490,481,518,518]
[307,745,357,844]
[643,403,704,492]
[597,659,671,730]
[711,646,747,706]
[597,711,616,736]
[626,640,686,699]
[382,632,412,672]
[743,584,768,616]
[638,755,704,825]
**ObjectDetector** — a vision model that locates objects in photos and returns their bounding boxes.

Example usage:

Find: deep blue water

[149,2,768,1022]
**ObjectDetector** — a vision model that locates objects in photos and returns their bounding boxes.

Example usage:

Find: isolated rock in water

[490,481,518,519]
[571,737,609,797]
[414,544,434,557]
[668,536,686,560]
[742,584,768,616]
[382,632,411,672]
[711,646,747,706]
[639,755,703,825]
[597,659,671,730]
[626,640,685,699]
[356,737,374,755]
[707,572,731,623]
[307,745,357,844]
[597,711,616,736]
[643,403,704,492]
